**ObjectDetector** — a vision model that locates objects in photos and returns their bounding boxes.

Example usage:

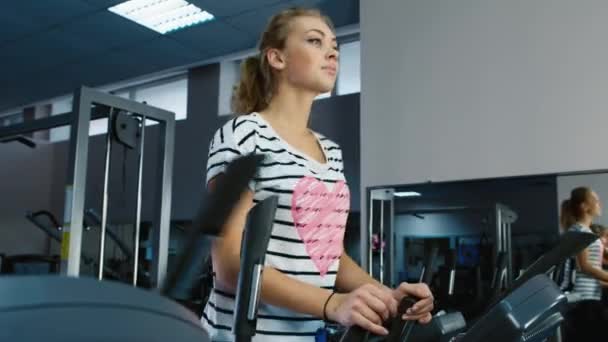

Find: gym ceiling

[0,0,359,112]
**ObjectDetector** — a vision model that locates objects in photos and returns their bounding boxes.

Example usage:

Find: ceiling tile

[134,36,203,67]
[0,28,101,74]
[1,1,96,38]
[60,11,160,50]
[0,0,359,112]
[225,2,302,35]
[78,0,126,10]
[312,0,359,28]
[168,19,255,55]
[192,0,289,18]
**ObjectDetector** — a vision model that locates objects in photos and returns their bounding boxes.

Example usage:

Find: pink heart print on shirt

[291,176,350,277]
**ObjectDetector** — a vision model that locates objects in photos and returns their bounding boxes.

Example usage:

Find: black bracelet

[323,291,336,322]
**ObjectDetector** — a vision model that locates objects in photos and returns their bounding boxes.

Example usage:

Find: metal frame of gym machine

[0,86,175,288]
[366,188,518,289]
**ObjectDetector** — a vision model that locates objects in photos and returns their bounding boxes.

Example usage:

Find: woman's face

[279,16,339,94]
[588,191,602,218]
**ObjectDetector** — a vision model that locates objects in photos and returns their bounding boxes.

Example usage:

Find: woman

[563,187,608,340]
[201,7,433,341]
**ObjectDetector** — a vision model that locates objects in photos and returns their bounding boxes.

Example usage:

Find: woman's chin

[317,84,335,94]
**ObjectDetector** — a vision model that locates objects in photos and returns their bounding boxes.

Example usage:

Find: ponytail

[231,56,272,114]
[560,199,575,230]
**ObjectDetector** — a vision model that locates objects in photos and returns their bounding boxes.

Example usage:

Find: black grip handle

[420,244,439,285]
[233,196,279,341]
[162,154,264,299]
[30,210,61,229]
[385,296,418,342]
[339,324,370,342]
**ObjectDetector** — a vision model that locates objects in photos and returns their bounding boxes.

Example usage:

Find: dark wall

[0,143,56,255]
[310,93,362,262]
[310,93,361,212]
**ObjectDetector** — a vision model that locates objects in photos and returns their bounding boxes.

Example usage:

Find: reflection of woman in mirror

[562,187,608,340]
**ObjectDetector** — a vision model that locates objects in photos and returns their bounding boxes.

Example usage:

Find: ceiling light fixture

[109,0,214,34]
[393,191,422,197]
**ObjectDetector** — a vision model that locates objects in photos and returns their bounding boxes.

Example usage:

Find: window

[47,76,188,142]
[218,60,240,116]
[337,40,360,95]
[134,76,188,120]
[49,96,73,142]
[1,112,23,127]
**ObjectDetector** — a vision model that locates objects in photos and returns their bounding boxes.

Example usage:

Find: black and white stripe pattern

[202,113,349,341]
[569,224,603,301]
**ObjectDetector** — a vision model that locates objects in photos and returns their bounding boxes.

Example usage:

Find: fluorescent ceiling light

[109,0,214,34]
[393,191,422,197]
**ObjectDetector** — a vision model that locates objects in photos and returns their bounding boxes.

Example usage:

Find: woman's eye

[308,38,322,46]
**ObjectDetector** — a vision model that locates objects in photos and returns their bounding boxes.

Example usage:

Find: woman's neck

[260,84,317,136]
[577,216,593,228]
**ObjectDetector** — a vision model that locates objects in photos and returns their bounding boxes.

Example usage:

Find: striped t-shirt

[201,113,350,341]
[569,223,602,301]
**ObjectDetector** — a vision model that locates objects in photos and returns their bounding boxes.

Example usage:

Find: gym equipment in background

[0,153,265,341]
[25,208,133,260]
[368,193,517,292]
[0,86,175,288]
[22,208,143,282]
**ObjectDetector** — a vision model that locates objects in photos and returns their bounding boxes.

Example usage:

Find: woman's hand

[391,282,434,324]
[326,284,398,336]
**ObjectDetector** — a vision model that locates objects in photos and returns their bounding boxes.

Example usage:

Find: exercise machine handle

[162,154,264,300]
[233,196,278,342]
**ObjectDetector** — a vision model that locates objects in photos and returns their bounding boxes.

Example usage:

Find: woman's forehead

[290,16,334,37]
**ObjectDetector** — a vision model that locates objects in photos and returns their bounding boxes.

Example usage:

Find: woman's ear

[583,202,592,214]
[266,48,287,71]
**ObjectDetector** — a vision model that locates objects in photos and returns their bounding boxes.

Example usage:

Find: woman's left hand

[390,282,434,324]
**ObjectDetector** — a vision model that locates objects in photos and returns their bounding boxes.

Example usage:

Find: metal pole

[151,116,175,288]
[132,116,146,286]
[98,109,114,280]
[506,222,513,287]
[379,202,384,284]
[368,199,374,276]
[389,195,395,287]
[62,87,93,277]
[495,206,503,270]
